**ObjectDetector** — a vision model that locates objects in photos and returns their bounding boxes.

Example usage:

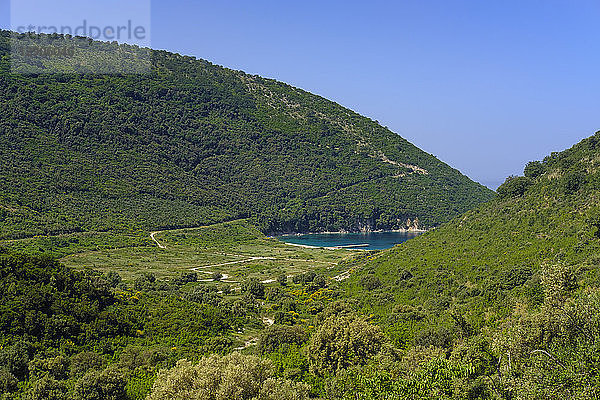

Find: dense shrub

[25,376,69,400]
[561,171,586,193]
[29,355,69,380]
[241,278,265,299]
[308,315,387,375]
[0,367,18,393]
[360,275,382,290]
[277,274,287,286]
[523,160,546,179]
[73,367,128,400]
[258,325,308,354]
[497,176,533,198]
[147,353,309,400]
[70,352,104,378]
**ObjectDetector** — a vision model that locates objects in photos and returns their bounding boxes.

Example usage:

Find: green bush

[360,275,382,290]
[70,352,104,378]
[0,367,18,394]
[0,343,30,380]
[524,161,545,179]
[147,353,309,400]
[74,367,128,400]
[28,355,69,380]
[497,176,533,198]
[25,376,69,400]
[308,315,387,376]
[277,274,288,286]
[258,325,308,354]
[241,278,265,299]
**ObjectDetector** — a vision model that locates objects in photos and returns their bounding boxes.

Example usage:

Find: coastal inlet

[277,230,423,250]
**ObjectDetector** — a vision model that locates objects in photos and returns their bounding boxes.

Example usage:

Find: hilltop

[0,31,493,240]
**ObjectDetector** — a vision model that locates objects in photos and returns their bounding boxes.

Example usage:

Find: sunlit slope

[346,131,600,316]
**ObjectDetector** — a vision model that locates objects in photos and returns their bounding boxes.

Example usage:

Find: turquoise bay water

[278,231,422,250]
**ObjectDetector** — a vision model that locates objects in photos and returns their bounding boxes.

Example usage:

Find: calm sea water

[278,231,422,250]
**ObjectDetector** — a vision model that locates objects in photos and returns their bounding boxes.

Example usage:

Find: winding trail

[150,231,166,249]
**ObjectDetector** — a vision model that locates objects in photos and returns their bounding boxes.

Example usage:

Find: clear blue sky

[2,0,599,189]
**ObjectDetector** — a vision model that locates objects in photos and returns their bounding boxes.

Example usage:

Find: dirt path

[191,256,276,270]
[150,231,166,249]
[332,270,351,281]
[233,337,259,351]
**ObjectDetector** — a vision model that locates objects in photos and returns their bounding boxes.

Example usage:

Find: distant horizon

[1,0,598,188]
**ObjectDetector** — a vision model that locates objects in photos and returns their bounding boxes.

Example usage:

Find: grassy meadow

[48,220,357,283]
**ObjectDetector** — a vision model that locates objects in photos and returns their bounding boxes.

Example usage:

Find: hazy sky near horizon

[2,0,599,189]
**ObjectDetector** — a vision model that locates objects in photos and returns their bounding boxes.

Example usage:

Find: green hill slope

[347,131,600,307]
[0,31,493,239]
[339,131,600,398]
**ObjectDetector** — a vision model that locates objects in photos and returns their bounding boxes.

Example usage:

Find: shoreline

[274,229,428,251]
[275,228,428,237]
[282,242,370,251]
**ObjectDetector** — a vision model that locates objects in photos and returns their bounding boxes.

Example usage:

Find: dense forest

[0,31,493,240]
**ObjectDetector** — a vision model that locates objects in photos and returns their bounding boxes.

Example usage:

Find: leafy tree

[302,271,316,284]
[73,367,127,400]
[70,352,104,378]
[24,375,69,400]
[134,273,157,291]
[257,325,307,354]
[175,272,197,285]
[0,367,18,394]
[561,171,585,193]
[277,273,287,286]
[313,274,326,289]
[0,342,30,380]
[258,378,310,400]
[497,175,533,198]
[28,355,69,380]
[523,160,545,178]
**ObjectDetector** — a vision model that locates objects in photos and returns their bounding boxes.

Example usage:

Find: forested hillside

[339,131,600,398]
[0,31,493,240]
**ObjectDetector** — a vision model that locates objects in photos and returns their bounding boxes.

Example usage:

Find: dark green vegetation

[0,30,492,241]
[0,249,240,399]
[0,243,368,399]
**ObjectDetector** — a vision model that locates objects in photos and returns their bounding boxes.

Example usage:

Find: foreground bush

[147,352,310,400]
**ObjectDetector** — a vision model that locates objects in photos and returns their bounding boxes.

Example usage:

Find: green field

[54,220,356,283]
